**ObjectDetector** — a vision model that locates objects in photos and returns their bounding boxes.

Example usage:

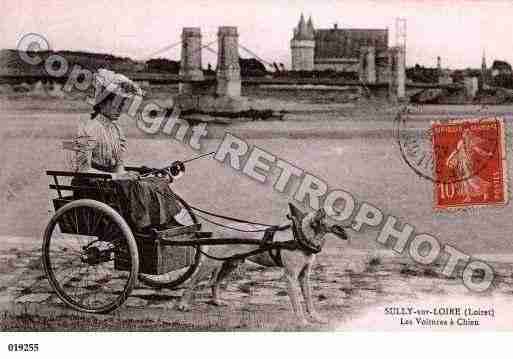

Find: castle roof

[314,27,388,59]
[293,13,315,41]
[306,16,314,34]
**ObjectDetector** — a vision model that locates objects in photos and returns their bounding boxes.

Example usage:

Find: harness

[263,226,298,267]
[268,248,283,267]
[193,205,321,266]
[287,204,322,254]
[196,226,298,267]
[263,227,284,267]
[262,220,322,266]
[148,186,322,263]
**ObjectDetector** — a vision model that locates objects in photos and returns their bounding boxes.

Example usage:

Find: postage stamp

[432,117,507,209]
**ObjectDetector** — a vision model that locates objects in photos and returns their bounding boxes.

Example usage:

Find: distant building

[290,13,392,83]
[481,50,488,88]
[491,60,512,77]
[436,57,452,85]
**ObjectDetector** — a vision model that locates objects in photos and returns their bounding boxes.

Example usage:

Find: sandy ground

[0,92,512,330]
[1,236,512,331]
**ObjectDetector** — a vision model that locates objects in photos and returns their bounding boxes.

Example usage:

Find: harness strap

[269,248,283,267]
[262,226,277,243]
[264,227,282,267]
[195,240,299,263]
[195,245,270,262]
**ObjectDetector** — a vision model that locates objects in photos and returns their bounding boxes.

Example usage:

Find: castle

[291,14,399,85]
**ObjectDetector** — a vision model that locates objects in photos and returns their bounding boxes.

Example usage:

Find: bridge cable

[238,43,275,68]
[143,40,183,60]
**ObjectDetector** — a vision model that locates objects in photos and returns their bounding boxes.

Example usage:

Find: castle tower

[290,14,315,71]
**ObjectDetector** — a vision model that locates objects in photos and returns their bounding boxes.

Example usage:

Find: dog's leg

[177,261,211,312]
[211,259,242,306]
[283,266,308,325]
[299,256,327,324]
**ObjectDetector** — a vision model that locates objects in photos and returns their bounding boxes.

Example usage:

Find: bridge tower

[179,27,204,95]
[216,26,241,97]
[175,25,248,113]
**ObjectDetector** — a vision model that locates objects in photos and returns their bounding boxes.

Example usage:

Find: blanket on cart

[113,177,181,230]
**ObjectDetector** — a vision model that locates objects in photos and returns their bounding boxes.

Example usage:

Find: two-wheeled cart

[42,166,294,313]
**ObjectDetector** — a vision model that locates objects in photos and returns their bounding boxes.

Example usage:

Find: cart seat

[47,170,119,234]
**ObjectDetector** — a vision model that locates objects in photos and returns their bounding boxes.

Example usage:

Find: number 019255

[7,344,39,352]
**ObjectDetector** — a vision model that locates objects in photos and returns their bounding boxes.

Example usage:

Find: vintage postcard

[1,0,513,354]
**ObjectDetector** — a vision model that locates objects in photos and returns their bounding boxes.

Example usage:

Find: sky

[1,0,512,69]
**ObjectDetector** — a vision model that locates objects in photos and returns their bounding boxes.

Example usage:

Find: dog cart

[42,165,298,314]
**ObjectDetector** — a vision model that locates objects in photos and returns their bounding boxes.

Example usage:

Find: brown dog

[176,204,348,325]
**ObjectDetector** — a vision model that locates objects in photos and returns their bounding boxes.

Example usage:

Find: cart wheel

[42,199,139,314]
[138,193,204,289]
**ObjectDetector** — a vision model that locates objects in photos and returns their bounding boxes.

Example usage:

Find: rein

[192,212,282,233]
[188,205,283,228]
[131,152,287,232]
[152,187,290,233]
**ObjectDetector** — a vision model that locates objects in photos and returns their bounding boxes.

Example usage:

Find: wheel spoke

[90,211,104,237]
[82,207,91,235]
[49,246,83,258]
[54,264,81,287]
[102,219,122,243]
[73,207,79,234]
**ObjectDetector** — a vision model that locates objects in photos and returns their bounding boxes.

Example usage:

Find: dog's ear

[288,203,306,221]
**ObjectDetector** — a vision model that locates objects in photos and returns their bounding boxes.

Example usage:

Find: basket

[115,236,196,275]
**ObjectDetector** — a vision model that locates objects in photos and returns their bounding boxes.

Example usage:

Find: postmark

[395,107,437,183]
[432,117,507,209]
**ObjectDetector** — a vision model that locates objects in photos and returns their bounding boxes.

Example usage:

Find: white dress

[76,115,127,173]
